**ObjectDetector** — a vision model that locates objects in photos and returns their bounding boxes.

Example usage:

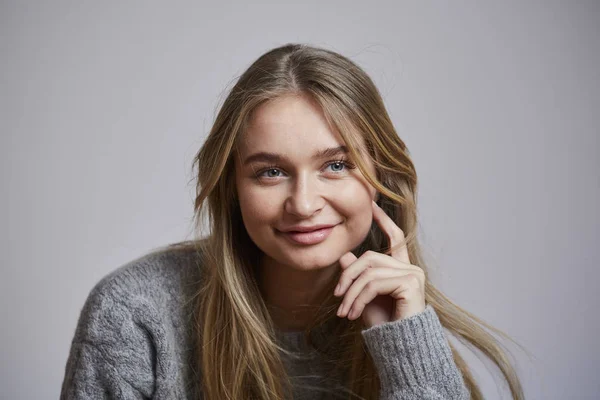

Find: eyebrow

[243,145,349,166]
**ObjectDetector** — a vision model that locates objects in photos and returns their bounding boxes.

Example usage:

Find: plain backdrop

[2,1,599,399]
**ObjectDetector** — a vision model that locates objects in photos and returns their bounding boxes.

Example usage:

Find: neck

[258,255,338,332]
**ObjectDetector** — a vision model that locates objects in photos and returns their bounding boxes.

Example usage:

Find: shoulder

[91,241,203,299]
[73,241,205,344]
[62,241,206,398]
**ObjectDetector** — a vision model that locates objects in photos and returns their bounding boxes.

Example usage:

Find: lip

[279,224,337,233]
[277,224,338,245]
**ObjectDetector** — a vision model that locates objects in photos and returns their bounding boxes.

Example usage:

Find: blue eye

[259,168,282,178]
[254,159,355,181]
[327,161,346,172]
[255,165,286,179]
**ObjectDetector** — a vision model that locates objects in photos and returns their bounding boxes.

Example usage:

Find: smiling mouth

[277,225,337,245]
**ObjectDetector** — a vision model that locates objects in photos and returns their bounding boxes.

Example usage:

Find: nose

[284,173,325,217]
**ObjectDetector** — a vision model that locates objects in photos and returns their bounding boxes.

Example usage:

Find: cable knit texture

[60,246,470,399]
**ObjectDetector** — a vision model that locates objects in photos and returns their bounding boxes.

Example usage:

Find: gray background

[2,1,598,399]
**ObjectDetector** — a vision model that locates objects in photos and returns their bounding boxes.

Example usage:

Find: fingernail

[337,304,343,316]
[334,283,341,296]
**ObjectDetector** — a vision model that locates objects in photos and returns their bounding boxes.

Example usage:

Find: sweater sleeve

[60,282,157,399]
[361,304,470,400]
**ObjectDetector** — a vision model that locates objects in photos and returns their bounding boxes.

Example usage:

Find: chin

[258,241,334,269]
[283,252,341,271]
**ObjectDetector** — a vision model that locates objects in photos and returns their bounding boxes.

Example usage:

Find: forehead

[238,94,345,155]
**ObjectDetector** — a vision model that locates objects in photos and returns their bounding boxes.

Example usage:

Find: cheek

[337,178,375,211]
[335,181,375,234]
[237,185,279,231]
[347,204,374,235]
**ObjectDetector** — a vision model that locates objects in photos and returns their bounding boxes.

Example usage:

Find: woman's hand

[334,200,426,328]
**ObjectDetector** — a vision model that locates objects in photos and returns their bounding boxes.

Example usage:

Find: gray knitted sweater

[60,245,470,399]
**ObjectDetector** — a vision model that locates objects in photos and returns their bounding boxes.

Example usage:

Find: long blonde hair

[171,43,527,399]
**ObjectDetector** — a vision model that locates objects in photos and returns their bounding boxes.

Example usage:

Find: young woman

[61,43,526,399]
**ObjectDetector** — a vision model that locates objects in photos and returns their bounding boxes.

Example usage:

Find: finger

[343,276,414,320]
[335,250,415,297]
[334,252,358,296]
[372,200,410,264]
[337,268,417,317]
[339,252,357,270]
[333,250,396,296]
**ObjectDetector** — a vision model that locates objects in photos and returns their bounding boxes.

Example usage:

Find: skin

[234,93,426,331]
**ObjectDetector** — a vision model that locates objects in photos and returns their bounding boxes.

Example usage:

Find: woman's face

[234,94,377,271]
